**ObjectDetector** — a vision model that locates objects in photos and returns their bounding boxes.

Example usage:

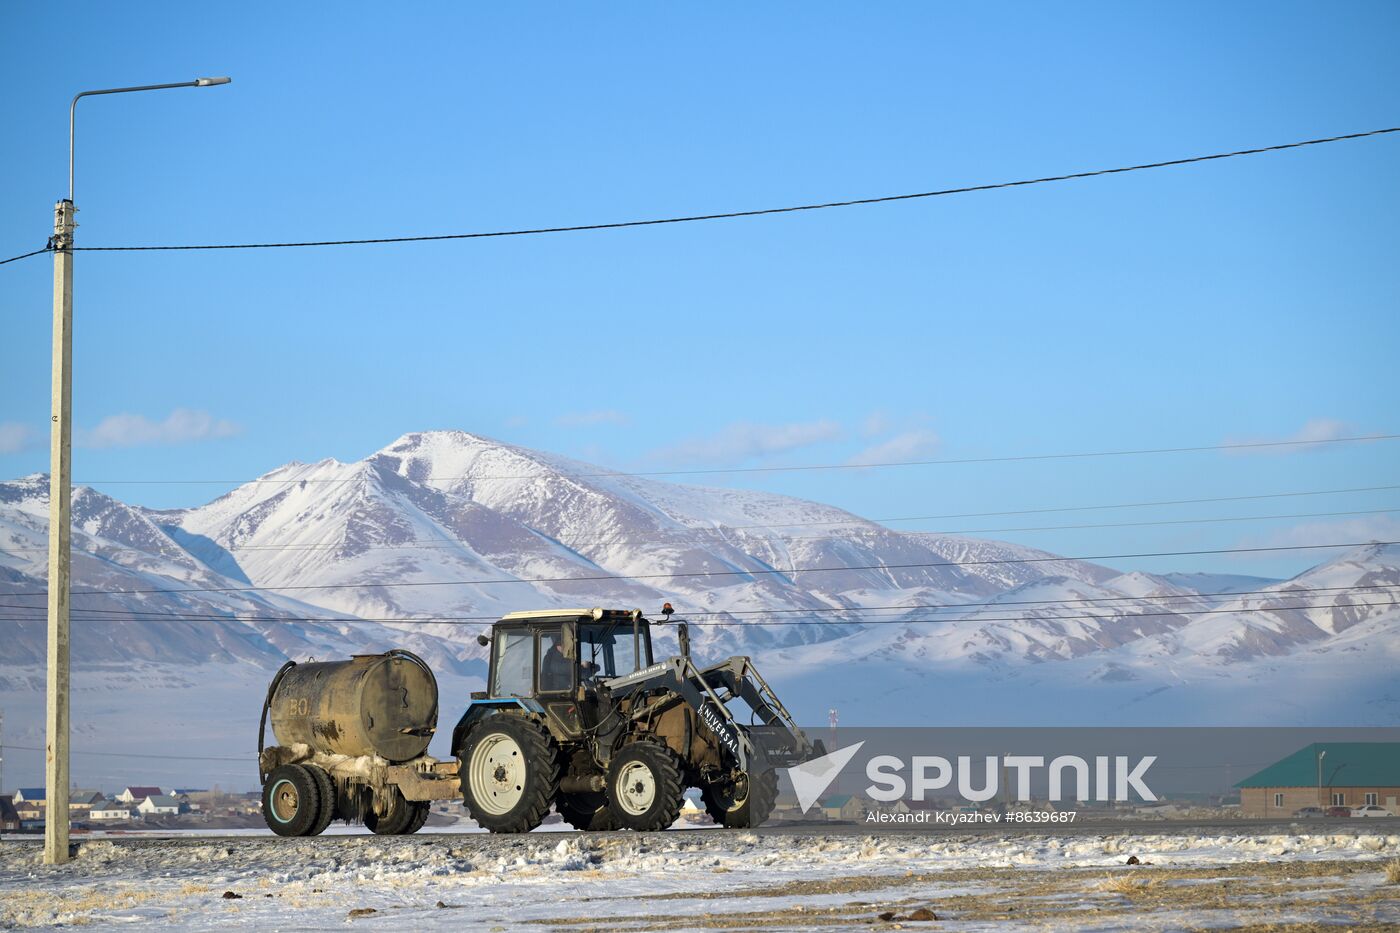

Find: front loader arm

[602,657,754,770]
[601,654,820,772]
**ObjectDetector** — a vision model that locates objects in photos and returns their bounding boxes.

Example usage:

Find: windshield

[579,623,642,678]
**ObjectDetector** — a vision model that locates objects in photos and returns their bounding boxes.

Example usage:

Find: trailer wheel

[702,769,778,829]
[403,801,431,835]
[262,764,321,837]
[364,788,416,835]
[459,715,561,833]
[555,791,616,831]
[606,739,683,832]
[303,764,337,836]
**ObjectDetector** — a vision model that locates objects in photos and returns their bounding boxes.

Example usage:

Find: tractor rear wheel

[555,791,616,831]
[262,764,321,837]
[606,739,683,832]
[702,769,778,829]
[459,715,561,833]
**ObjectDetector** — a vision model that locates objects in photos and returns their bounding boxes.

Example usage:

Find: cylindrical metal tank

[268,650,438,763]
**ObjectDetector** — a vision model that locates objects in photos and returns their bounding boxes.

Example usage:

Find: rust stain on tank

[315,719,342,742]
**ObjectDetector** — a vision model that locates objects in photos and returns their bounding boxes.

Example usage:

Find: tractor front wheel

[606,740,683,832]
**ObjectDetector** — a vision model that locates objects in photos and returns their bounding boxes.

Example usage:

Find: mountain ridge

[1,430,1395,682]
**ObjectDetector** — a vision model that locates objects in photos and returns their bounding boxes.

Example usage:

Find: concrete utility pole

[43,200,75,866]
[43,76,230,867]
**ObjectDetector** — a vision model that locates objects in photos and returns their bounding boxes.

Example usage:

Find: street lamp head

[195,76,232,87]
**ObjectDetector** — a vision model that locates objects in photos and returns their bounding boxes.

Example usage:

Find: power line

[0,743,247,763]
[902,507,1400,538]
[0,125,1381,259]
[0,245,50,266]
[0,582,1392,623]
[65,433,1400,484]
[6,504,1396,556]
[4,126,1398,268]
[1,540,1392,600]
[0,599,1391,628]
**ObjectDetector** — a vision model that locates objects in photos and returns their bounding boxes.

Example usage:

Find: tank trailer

[257,606,822,835]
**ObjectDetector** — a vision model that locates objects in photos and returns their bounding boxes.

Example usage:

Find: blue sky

[1,1,1397,577]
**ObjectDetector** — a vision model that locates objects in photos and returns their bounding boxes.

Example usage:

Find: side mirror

[477,633,490,647]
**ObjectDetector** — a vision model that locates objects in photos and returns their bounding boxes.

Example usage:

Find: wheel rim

[470,732,526,816]
[716,773,749,812]
[616,760,657,816]
[269,779,299,823]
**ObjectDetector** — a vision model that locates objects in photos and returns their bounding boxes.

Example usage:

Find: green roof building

[1235,743,1400,818]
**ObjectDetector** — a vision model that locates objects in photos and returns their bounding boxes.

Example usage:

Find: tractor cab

[486,607,655,698]
[462,608,659,743]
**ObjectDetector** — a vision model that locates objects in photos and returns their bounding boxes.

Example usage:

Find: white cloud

[1237,515,1400,552]
[848,428,941,466]
[79,409,242,449]
[0,422,33,455]
[1224,418,1370,455]
[650,419,843,465]
[555,410,630,428]
[861,411,893,438]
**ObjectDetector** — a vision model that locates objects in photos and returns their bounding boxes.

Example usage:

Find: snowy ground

[3,829,1398,931]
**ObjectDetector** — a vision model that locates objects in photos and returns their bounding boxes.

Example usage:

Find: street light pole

[44,76,230,867]
[1317,749,1327,810]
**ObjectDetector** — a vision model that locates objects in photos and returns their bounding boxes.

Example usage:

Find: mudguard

[450,698,546,757]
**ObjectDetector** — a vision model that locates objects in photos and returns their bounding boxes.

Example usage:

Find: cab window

[492,630,534,697]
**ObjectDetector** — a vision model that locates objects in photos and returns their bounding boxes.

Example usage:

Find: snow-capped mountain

[0,429,1396,781]
[3,430,1396,671]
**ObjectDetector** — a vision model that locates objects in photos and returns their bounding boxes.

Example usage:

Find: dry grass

[1096,874,1164,896]
[1384,858,1400,885]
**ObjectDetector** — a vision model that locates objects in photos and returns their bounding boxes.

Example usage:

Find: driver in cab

[541,633,598,691]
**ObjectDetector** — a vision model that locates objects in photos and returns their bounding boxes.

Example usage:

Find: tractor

[452,605,822,832]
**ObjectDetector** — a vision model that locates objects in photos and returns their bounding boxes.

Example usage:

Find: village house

[90,802,135,821]
[1237,742,1400,817]
[12,788,44,821]
[0,795,20,832]
[820,794,868,821]
[69,790,105,814]
[137,794,183,818]
[680,793,706,823]
[116,786,165,805]
[172,789,208,812]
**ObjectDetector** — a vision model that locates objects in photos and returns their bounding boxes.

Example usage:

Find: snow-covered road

[3,829,1397,930]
